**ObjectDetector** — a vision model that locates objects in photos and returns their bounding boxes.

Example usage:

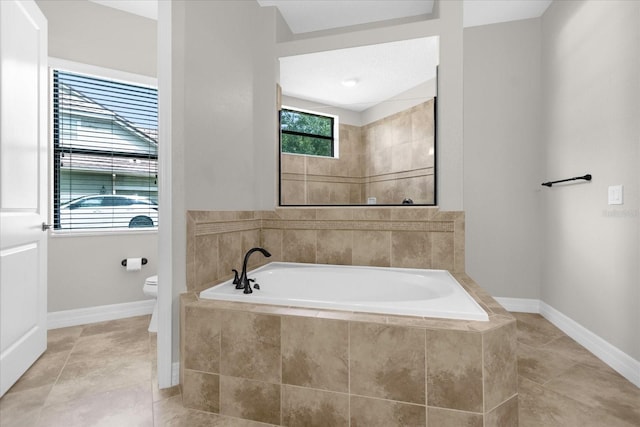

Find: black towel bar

[542,174,592,187]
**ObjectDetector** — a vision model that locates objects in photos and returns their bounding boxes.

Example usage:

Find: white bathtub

[199,262,488,321]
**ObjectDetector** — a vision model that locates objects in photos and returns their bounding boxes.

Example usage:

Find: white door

[0,0,48,397]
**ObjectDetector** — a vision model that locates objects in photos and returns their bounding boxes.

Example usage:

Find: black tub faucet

[235,247,271,294]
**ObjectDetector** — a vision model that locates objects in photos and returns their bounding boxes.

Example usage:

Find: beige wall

[168,0,279,365]
[541,0,640,360]
[182,0,277,213]
[48,233,157,311]
[463,0,640,362]
[38,0,158,312]
[37,0,156,77]
[463,18,543,300]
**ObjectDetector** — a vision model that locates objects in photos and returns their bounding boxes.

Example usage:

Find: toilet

[143,275,158,333]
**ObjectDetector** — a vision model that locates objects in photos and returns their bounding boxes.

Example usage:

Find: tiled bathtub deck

[0,313,638,426]
[179,271,520,427]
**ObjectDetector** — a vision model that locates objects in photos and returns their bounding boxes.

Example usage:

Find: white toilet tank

[143,275,158,297]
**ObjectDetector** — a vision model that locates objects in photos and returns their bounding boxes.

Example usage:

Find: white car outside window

[58,195,158,230]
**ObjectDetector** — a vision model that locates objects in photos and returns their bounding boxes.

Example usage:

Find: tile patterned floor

[0,312,638,426]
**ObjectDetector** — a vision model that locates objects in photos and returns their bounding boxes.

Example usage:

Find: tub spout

[236,247,271,294]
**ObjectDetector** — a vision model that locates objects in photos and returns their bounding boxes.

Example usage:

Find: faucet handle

[232,269,242,288]
[248,278,260,290]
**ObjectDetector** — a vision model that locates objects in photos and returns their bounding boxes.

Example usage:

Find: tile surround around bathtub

[219,375,280,425]
[316,229,353,265]
[182,370,220,413]
[282,385,349,427]
[281,317,348,393]
[186,207,465,292]
[483,320,518,412]
[350,322,426,404]
[427,407,483,427]
[183,305,220,373]
[426,329,483,413]
[282,229,316,264]
[352,230,391,266]
[391,230,432,268]
[182,207,517,426]
[350,395,426,427]
[219,310,280,383]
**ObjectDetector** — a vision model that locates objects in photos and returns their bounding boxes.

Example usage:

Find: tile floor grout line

[45,325,84,402]
[31,325,84,426]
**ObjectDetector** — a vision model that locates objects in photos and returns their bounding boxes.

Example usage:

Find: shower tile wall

[280,99,435,205]
[363,100,435,205]
[185,207,464,292]
[280,123,363,205]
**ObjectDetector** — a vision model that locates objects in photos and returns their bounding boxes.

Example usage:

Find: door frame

[157,0,175,388]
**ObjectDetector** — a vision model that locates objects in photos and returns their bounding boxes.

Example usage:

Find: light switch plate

[608,185,623,205]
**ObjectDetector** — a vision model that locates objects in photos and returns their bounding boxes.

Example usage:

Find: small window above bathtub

[280,107,338,158]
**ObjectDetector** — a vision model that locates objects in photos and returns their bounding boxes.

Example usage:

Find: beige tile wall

[364,99,435,204]
[281,123,363,205]
[186,207,464,292]
[280,100,435,205]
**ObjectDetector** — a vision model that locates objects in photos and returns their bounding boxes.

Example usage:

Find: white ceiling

[89,0,553,29]
[90,0,553,112]
[463,0,552,28]
[89,0,157,20]
[280,36,439,112]
[258,0,552,33]
[274,0,551,112]
[257,0,434,34]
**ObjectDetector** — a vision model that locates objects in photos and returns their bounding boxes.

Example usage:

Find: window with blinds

[52,69,158,230]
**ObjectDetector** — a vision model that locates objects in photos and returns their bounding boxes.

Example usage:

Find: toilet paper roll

[126,257,142,272]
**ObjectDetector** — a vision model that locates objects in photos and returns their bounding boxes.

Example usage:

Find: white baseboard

[494,297,541,313]
[494,296,640,388]
[539,301,640,388]
[48,299,156,330]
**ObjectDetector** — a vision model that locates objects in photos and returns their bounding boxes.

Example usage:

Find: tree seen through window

[280,108,335,157]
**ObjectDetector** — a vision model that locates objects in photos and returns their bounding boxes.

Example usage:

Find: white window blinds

[52,69,158,230]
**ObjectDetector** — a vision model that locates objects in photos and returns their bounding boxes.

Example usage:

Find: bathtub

[199,262,488,321]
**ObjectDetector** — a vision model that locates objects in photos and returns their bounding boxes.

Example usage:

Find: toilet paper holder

[121,258,148,267]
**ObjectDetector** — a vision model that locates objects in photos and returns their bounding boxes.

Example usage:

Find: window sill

[50,228,158,238]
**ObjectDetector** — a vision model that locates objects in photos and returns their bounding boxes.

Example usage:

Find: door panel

[0,0,48,397]
[1,244,39,348]
[0,0,40,209]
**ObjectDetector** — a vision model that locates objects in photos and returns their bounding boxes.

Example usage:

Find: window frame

[49,58,159,235]
[280,106,339,159]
